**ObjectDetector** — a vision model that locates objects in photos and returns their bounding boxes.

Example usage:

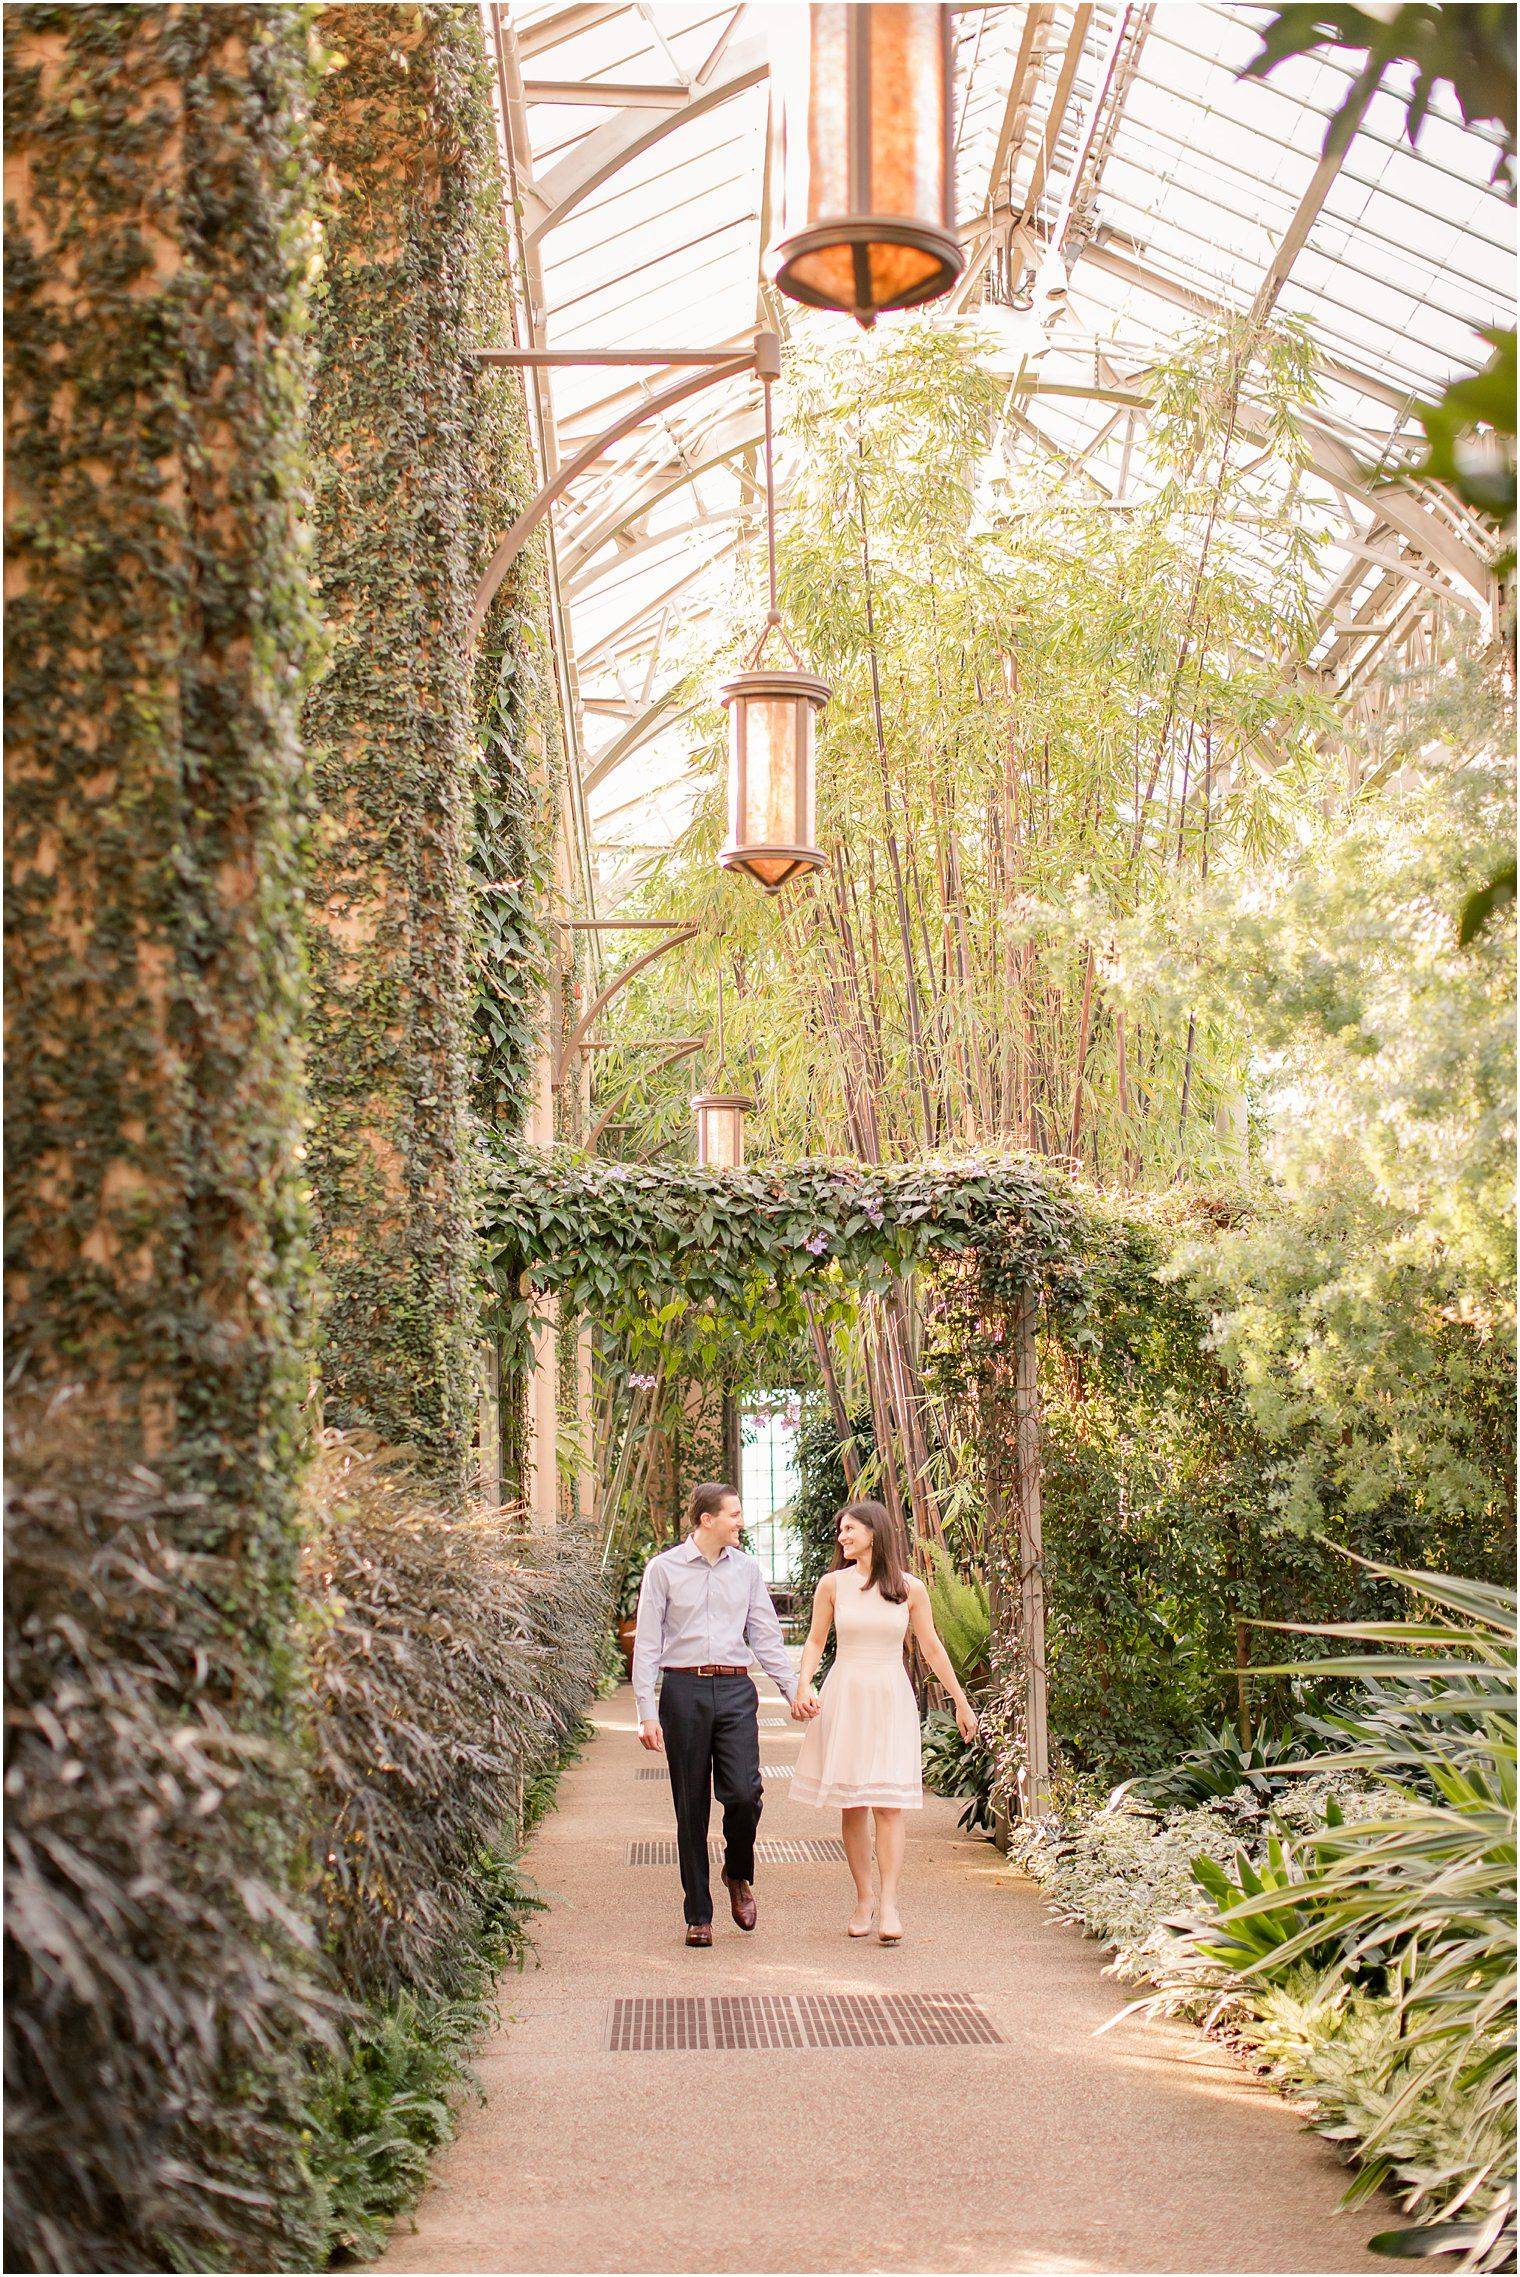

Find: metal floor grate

[626,1837,846,1865]
[635,1763,794,1782]
[606,1992,1001,2051]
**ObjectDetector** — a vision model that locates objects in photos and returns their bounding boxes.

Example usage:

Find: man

[632,1480,818,1947]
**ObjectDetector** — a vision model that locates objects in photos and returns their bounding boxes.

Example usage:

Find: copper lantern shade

[718,666,828,891]
[692,1091,753,1170]
[769,4,963,327]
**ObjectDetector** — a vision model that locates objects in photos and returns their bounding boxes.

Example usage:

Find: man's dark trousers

[658,1670,762,1926]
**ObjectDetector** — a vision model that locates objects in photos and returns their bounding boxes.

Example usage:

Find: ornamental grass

[5,1418,607,2274]
[1012,1564,1517,2271]
[302,1431,607,2005]
[3,1405,334,2276]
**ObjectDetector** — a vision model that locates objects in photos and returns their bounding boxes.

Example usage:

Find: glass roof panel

[493,0,1514,898]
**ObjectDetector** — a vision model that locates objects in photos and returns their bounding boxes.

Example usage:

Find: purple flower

[628,1371,659,1390]
[804,1230,830,1255]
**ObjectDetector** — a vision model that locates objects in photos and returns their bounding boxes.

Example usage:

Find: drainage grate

[608,1997,709,2052]
[606,1991,1001,2051]
[626,1838,846,1865]
[878,1992,1002,2047]
[712,1994,807,2049]
[635,1763,794,1782]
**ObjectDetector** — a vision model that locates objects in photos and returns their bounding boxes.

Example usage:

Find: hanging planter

[691,1090,754,1170]
[769,3,963,327]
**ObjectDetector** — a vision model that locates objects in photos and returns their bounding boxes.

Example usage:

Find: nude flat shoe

[877,1925,903,1946]
[846,1911,875,1938]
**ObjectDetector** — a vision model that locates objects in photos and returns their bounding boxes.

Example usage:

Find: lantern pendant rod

[744,373,805,673]
[762,376,779,627]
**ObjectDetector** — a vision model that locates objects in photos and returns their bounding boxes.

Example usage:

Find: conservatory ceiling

[486,1,1515,899]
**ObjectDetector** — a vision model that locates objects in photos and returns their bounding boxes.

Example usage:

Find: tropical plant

[924,1542,990,1693]
[612,317,1334,1189]
[1188,1815,1368,1982]
[1188,1564,1517,2265]
[1159,755,1515,1559]
[306,1848,547,2265]
[4,1416,334,2276]
[1128,1718,1331,1809]
[921,1712,996,1833]
[303,1435,606,2005]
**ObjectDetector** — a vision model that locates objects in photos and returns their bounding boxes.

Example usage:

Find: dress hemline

[791,1777,924,1810]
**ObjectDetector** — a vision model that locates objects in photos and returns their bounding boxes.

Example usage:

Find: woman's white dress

[790,1565,923,1810]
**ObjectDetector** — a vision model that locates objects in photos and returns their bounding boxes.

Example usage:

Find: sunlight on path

[378,1686,1385,2276]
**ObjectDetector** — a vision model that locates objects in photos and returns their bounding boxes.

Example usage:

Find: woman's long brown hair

[832,1499,910,1604]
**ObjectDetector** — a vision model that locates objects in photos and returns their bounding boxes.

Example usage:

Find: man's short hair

[687,1480,738,1531]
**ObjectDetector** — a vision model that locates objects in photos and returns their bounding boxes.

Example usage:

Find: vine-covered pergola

[485,1144,1132,1818]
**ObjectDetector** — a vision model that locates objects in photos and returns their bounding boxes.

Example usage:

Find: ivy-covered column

[5,0,317,1623]
[306,4,530,1484]
[5,10,324,2266]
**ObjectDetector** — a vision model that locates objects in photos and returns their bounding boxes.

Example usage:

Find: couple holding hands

[632,1482,980,1947]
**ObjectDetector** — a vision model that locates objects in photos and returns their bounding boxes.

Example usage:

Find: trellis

[482,1142,1112,1820]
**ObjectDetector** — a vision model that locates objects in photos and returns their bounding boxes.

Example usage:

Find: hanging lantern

[717,348,830,891]
[769,4,963,327]
[718,664,828,890]
[692,1091,753,1170]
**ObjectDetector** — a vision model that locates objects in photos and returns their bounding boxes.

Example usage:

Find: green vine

[473,603,555,1135]
[483,1142,1094,1366]
[4,7,325,2266]
[4,0,320,1653]
[305,4,540,1482]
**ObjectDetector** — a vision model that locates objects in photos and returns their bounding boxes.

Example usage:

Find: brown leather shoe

[685,1922,713,1947]
[722,1873,758,1932]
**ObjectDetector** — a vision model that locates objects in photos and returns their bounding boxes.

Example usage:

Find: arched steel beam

[553,924,698,1086]
[574,531,740,673]
[561,410,760,581]
[527,36,768,247]
[583,687,701,794]
[570,504,748,605]
[470,348,759,639]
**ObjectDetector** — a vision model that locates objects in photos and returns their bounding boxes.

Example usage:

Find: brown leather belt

[666,1663,749,1678]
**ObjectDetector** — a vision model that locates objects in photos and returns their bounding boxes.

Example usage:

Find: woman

[790,1499,979,1944]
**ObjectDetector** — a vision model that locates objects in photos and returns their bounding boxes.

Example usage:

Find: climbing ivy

[4,8,326,2266]
[4,0,320,1648]
[305,5,540,1481]
[482,1141,1094,1367]
[473,597,557,1135]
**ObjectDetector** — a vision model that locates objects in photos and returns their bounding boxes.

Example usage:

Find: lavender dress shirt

[631,1536,797,1724]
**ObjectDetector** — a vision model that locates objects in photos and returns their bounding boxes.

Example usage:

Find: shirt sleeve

[744,1561,797,1702]
[631,1557,667,1725]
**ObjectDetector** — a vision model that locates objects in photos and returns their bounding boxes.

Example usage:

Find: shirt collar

[680,1535,731,1563]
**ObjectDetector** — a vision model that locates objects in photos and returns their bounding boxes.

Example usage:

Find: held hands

[955,1699,980,1744]
[791,1686,820,1722]
[638,1720,664,1752]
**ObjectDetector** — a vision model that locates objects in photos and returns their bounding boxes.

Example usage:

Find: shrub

[5,1422,607,2274]
[3,1416,333,2275]
[1123,1716,1333,1809]
[305,1846,550,2263]
[1034,1563,1517,2269]
[299,1437,605,2262]
[924,1543,990,1692]
[302,1434,607,2006]
[1192,1565,1517,2266]
[921,1712,995,1831]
